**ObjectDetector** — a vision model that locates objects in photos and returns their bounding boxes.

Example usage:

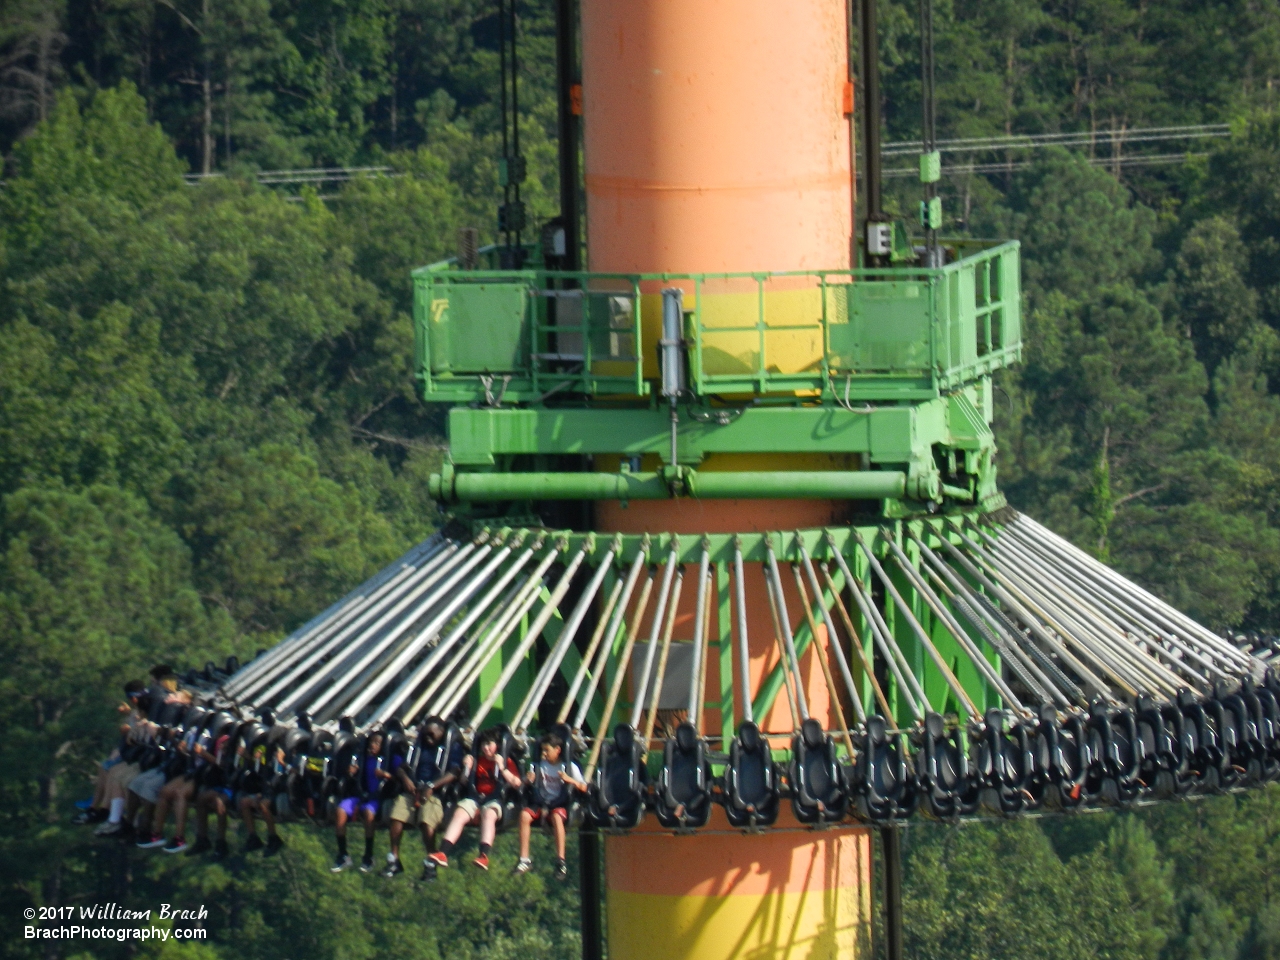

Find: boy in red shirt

[426,729,521,871]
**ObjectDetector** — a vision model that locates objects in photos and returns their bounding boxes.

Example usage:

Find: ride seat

[724,721,779,828]
[656,721,712,829]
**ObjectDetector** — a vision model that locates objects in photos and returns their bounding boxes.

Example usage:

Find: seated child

[331,730,388,874]
[515,732,587,880]
[427,729,521,871]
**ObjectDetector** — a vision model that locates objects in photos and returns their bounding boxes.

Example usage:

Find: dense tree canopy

[5,3,1280,960]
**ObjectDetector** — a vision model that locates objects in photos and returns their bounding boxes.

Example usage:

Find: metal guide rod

[973,585,1088,707]
[471,542,591,729]
[272,539,474,712]
[884,539,1026,713]
[829,548,926,719]
[304,537,499,718]
[998,527,1222,683]
[791,562,859,755]
[433,545,565,719]
[762,560,801,728]
[983,528,1188,689]
[908,536,1063,707]
[572,553,649,730]
[957,529,1145,699]
[1013,515,1257,671]
[559,577,626,725]
[515,544,619,733]
[632,547,682,724]
[632,564,684,730]
[687,544,714,725]
[994,526,1219,683]
[225,536,442,697]
[819,560,895,720]
[380,537,544,724]
[640,568,684,751]
[765,541,810,721]
[1004,517,1254,672]
[694,569,713,734]
[583,571,658,780]
[958,529,1166,698]
[345,538,524,721]
[732,539,754,724]
[399,570,533,724]
[930,534,1092,705]
[245,537,458,705]
[409,576,529,727]
[853,532,978,719]
[989,532,1200,692]
[930,532,1112,700]
[798,544,866,724]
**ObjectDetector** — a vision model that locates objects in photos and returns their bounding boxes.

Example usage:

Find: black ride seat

[1084,702,1143,805]
[975,708,1037,815]
[916,712,977,820]
[1039,706,1090,814]
[790,717,848,824]
[588,724,647,829]
[854,715,915,822]
[656,721,712,829]
[724,721,779,828]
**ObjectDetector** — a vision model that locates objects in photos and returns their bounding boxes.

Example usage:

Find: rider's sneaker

[381,855,404,879]
[330,854,354,873]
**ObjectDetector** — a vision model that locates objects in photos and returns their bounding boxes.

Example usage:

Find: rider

[427,728,521,872]
[384,718,462,880]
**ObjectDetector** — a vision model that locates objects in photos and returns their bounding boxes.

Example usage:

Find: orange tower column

[580,2,870,958]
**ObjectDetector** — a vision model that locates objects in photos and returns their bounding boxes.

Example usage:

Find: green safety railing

[411,239,1021,405]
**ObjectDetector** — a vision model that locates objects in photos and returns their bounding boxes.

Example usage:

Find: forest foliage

[5,2,1280,959]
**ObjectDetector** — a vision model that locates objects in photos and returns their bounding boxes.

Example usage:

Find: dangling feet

[381,854,404,879]
[330,854,354,873]
[244,834,264,854]
[554,858,568,882]
[264,834,284,857]
[513,857,533,875]
[162,836,188,854]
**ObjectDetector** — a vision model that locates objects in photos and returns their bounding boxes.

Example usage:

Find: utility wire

[881,123,1229,156]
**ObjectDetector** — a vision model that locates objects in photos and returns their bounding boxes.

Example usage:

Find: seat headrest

[675,721,699,753]
[801,717,824,750]
[738,721,762,752]
[613,723,634,749]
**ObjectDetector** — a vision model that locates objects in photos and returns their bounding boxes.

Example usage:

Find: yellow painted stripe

[607,886,871,960]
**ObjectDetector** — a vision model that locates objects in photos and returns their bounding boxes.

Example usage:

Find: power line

[881,123,1230,156]
[182,166,395,186]
[877,150,1209,179]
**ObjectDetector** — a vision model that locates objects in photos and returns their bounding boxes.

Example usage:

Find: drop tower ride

[218,3,1280,960]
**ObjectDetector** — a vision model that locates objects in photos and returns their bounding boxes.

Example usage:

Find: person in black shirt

[385,719,462,880]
